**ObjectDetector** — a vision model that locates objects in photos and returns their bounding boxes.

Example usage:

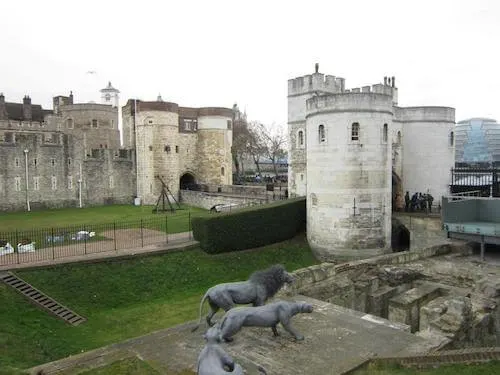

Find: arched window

[66,118,73,129]
[298,130,304,147]
[397,130,402,144]
[449,131,454,146]
[351,122,360,141]
[318,125,325,143]
[383,123,388,143]
[221,166,225,176]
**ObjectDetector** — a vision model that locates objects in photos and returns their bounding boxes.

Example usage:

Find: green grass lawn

[354,361,500,374]
[0,204,207,250]
[0,236,317,371]
[0,204,206,232]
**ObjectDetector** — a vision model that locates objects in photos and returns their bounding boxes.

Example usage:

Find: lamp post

[23,149,30,212]
[78,162,83,208]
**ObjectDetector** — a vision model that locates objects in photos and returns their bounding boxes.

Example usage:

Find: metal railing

[0,213,193,266]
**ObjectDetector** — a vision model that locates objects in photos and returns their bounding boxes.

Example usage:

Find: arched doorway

[392,170,403,211]
[180,173,196,190]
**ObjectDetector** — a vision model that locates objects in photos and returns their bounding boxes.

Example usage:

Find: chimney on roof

[0,93,6,120]
[23,95,32,121]
[315,63,319,74]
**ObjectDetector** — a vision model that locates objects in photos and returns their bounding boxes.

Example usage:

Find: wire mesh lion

[192,264,294,332]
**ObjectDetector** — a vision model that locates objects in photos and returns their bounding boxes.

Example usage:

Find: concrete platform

[30,296,437,375]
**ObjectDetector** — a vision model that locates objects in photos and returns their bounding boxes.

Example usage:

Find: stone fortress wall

[288,65,455,261]
[1,86,234,211]
[121,100,233,205]
[0,91,135,211]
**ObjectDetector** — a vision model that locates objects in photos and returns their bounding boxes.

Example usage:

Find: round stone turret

[306,92,393,261]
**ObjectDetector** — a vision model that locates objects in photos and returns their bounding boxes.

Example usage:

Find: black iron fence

[450,167,499,197]
[0,213,193,266]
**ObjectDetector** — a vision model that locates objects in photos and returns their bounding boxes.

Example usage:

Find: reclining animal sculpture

[216,300,313,342]
[192,264,294,332]
[197,326,267,375]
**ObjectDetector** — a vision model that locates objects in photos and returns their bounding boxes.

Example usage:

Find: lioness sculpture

[192,264,294,332]
[197,326,267,375]
[217,300,313,342]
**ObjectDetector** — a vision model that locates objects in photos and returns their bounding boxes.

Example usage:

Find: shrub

[192,198,306,253]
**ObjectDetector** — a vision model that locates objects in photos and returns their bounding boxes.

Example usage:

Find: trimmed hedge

[192,198,306,253]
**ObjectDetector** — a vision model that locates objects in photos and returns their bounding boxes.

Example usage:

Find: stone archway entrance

[179,173,196,190]
[392,170,403,211]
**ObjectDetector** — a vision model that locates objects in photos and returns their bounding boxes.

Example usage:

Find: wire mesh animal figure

[216,300,313,342]
[197,326,267,375]
[192,264,294,332]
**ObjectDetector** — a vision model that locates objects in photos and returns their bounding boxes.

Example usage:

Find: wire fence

[0,213,193,266]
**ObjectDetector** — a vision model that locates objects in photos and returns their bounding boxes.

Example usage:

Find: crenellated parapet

[306,92,394,116]
[288,73,345,97]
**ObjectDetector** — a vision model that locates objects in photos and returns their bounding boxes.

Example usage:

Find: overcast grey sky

[1,0,498,126]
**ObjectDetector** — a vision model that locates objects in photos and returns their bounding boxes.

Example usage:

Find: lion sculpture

[197,325,267,375]
[192,264,294,332]
[216,300,313,342]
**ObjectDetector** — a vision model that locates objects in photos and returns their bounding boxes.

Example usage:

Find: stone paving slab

[29,296,437,375]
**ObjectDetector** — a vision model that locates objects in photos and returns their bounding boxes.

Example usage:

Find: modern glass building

[455,118,500,164]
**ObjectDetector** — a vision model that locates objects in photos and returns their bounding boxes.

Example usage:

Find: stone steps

[0,271,86,326]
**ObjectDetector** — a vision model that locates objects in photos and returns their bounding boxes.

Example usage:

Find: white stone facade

[288,67,455,260]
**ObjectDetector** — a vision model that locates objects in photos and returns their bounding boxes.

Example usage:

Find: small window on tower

[383,123,388,143]
[105,93,111,102]
[227,120,232,130]
[298,130,304,148]
[318,125,326,143]
[449,131,454,147]
[351,122,360,141]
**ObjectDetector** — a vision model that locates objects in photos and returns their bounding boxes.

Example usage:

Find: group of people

[404,191,435,213]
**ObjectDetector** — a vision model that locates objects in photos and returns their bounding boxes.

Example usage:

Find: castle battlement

[61,103,118,114]
[306,92,394,115]
[288,73,345,96]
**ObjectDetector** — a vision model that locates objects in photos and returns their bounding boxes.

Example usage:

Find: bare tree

[246,121,268,177]
[259,123,288,177]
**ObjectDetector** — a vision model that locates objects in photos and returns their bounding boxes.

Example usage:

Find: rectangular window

[33,158,37,167]
[68,158,72,166]
[15,177,21,191]
[33,176,39,191]
[91,119,98,128]
[68,176,73,190]
[227,120,232,130]
[15,158,20,167]
[109,176,114,189]
[175,145,179,153]
[51,158,56,167]
[51,176,57,190]
[351,123,360,141]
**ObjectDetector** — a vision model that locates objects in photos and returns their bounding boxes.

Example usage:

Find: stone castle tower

[122,98,233,204]
[100,82,120,108]
[288,65,455,261]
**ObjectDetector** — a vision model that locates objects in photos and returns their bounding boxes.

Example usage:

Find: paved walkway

[28,296,437,375]
[0,231,197,271]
